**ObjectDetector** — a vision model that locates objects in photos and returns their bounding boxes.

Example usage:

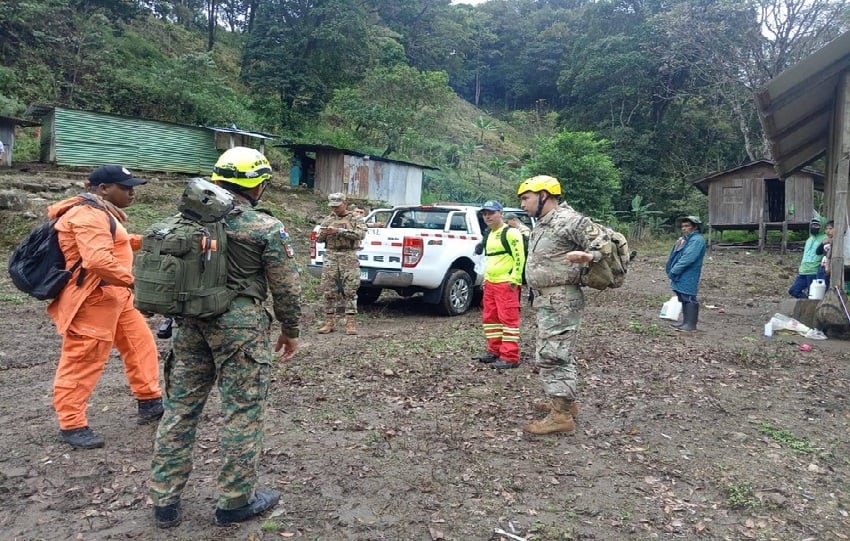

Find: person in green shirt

[788,217,827,298]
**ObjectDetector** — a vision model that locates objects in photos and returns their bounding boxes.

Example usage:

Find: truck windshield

[389,209,455,230]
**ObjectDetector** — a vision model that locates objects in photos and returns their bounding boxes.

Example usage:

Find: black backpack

[8,197,116,300]
[479,227,528,284]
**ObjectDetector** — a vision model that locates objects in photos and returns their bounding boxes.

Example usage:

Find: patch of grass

[528,520,577,540]
[0,212,39,250]
[725,481,758,510]
[300,273,322,303]
[628,320,661,336]
[260,520,281,532]
[757,422,815,454]
[0,291,28,304]
[126,203,172,232]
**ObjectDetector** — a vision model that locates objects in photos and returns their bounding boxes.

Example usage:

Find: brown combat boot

[344,316,357,335]
[534,399,580,419]
[525,397,576,435]
[317,316,335,334]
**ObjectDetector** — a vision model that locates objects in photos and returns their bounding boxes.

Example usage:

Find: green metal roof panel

[53,108,221,174]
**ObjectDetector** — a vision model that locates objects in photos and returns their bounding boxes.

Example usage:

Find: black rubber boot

[474,352,498,363]
[154,502,182,528]
[138,397,164,424]
[676,303,699,332]
[489,359,520,370]
[215,489,280,526]
[60,426,105,449]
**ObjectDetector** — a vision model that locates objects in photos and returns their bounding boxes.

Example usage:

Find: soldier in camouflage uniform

[518,175,608,436]
[149,147,301,528]
[317,193,367,335]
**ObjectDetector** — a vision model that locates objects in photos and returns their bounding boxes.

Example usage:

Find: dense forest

[1,0,847,223]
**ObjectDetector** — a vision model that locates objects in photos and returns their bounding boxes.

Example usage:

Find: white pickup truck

[308,204,532,316]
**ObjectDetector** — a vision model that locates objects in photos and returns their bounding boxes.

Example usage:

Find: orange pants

[53,286,161,430]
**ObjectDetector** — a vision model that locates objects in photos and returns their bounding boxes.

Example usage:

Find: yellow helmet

[211,147,273,188]
[516,175,562,196]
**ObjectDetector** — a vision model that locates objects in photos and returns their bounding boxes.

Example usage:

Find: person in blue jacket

[666,216,707,332]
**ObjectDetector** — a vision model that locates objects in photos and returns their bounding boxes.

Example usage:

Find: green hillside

[1,0,842,224]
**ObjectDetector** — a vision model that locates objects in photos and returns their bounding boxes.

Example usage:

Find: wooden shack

[280,143,436,206]
[691,160,824,251]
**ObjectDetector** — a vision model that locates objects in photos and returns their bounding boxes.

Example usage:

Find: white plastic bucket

[808,279,826,300]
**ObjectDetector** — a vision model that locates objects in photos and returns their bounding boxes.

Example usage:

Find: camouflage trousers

[532,285,585,401]
[149,299,274,510]
[321,250,360,315]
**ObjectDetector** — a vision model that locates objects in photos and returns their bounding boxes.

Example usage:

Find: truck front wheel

[438,269,473,316]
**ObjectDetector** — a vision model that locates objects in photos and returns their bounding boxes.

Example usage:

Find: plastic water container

[808,279,826,300]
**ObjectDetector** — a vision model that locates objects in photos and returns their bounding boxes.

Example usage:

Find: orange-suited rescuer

[47,164,163,450]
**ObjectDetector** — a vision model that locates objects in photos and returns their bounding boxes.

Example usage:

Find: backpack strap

[69,197,118,287]
[500,227,512,255]
[485,227,513,257]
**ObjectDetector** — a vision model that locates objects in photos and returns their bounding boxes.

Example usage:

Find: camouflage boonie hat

[328,192,346,206]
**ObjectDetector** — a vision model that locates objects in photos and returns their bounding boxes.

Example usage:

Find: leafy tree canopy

[520,130,620,217]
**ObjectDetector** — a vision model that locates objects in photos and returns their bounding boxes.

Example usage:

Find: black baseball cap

[88,165,147,187]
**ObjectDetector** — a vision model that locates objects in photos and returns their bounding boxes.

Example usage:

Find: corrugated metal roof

[0,115,40,127]
[206,125,277,139]
[279,143,439,170]
[756,31,850,178]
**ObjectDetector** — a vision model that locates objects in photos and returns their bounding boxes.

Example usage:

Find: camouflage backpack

[580,222,635,291]
[133,178,237,319]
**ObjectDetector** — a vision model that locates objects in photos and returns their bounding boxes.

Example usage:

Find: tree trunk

[207,0,216,51]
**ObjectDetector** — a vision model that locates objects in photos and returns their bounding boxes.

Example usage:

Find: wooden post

[829,73,849,281]
[758,221,765,251]
[782,222,788,254]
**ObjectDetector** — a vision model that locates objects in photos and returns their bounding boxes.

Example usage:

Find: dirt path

[0,244,848,540]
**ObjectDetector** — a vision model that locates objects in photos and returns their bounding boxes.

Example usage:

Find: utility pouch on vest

[580,225,634,291]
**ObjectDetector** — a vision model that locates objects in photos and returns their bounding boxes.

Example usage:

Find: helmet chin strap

[253,181,270,206]
[534,193,546,218]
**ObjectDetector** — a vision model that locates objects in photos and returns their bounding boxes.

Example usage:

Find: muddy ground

[0,171,849,541]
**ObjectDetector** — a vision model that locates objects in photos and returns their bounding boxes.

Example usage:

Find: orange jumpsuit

[47,196,161,430]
